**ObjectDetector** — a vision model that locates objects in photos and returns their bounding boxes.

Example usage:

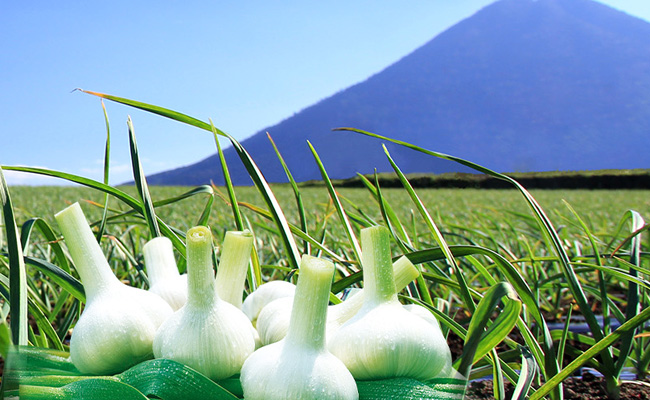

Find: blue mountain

[147,0,650,185]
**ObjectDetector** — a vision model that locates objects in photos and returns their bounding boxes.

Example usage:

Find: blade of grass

[510,346,538,400]
[0,166,28,346]
[211,120,243,231]
[128,116,160,239]
[77,90,301,269]
[1,166,186,258]
[96,99,112,243]
[268,133,310,255]
[381,145,473,311]
[307,141,361,265]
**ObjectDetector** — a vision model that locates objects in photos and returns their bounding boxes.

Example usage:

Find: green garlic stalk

[256,255,420,346]
[153,226,256,380]
[55,202,173,375]
[240,255,358,400]
[143,236,187,311]
[215,230,254,309]
[328,225,452,381]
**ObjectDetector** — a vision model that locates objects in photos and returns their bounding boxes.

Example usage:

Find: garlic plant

[240,255,358,400]
[241,279,296,327]
[153,226,256,380]
[214,230,254,309]
[143,236,187,311]
[256,255,420,346]
[328,225,452,381]
[55,202,173,375]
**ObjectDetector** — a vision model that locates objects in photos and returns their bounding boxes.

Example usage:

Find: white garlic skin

[255,296,293,346]
[153,299,256,380]
[241,341,358,400]
[70,286,173,375]
[241,280,295,326]
[328,301,452,381]
[143,236,187,311]
[149,274,187,311]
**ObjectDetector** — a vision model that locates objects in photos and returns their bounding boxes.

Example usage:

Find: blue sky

[2,0,649,185]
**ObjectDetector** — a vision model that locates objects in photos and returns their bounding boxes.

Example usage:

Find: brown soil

[464,370,650,399]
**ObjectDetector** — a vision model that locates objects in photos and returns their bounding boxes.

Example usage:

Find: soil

[464,370,650,399]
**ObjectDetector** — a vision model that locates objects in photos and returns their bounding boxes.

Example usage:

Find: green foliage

[0,91,649,399]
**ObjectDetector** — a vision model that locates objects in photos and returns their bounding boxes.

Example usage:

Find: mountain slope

[147,0,650,185]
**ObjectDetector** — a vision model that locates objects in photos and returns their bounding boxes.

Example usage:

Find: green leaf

[128,116,161,239]
[455,282,522,378]
[0,166,28,346]
[308,141,362,265]
[19,378,148,400]
[117,359,239,400]
[510,346,538,400]
[357,377,466,400]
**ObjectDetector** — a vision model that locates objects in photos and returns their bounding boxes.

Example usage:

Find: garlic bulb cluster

[153,226,256,380]
[255,255,421,346]
[328,225,452,381]
[241,255,358,400]
[143,236,187,311]
[55,203,173,375]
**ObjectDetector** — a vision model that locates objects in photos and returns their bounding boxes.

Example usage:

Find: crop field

[1,91,649,399]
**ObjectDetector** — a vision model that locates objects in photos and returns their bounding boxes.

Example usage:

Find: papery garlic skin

[241,255,358,400]
[328,226,452,381]
[55,202,173,375]
[153,226,256,380]
[241,280,295,326]
[143,236,187,311]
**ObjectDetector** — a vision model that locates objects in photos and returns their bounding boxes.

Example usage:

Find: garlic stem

[55,202,121,299]
[330,255,417,324]
[215,230,254,308]
[361,225,396,305]
[284,255,333,349]
[186,226,217,308]
[143,236,179,283]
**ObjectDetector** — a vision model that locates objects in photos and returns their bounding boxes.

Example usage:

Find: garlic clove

[241,280,295,327]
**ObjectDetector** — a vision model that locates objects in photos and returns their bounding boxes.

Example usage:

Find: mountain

[147,0,650,186]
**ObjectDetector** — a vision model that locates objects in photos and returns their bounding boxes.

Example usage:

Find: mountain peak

[148,0,650,185]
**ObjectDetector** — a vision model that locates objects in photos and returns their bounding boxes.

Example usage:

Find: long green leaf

[381,145,473,311]
[0,166,28,346]
[77,90,301,269]
[19,378,148,400]
[96,99,112,243]
[455,282,522,378]
[307,141,361,265]
[1,165,186,258]
[268,133,310,255]
[128,116,160,238]
[531,304,650,400]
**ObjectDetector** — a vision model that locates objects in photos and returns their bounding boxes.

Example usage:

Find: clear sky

[2,0,649,186]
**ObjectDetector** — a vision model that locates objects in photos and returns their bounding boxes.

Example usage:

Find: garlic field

[1,92,649,399]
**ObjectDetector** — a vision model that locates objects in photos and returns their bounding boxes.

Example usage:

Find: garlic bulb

[241,280,296,327]
[143,236,187,311]
[328,225,452,381]
[214,230,254,309]
[55,202,173,375]
[153,226,256,380]
[256,255,420,346]
[240,255,358,400]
